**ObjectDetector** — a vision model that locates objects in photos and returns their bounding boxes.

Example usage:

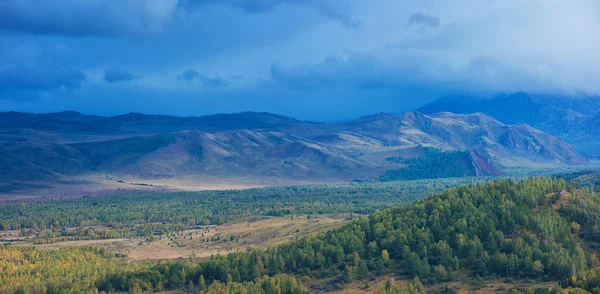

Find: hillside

[380,148,501,181]
[5,178,600,292]
[418,92,600,157]
[0,110,588,196]
[555,170,600,192]
[91,177,600,293]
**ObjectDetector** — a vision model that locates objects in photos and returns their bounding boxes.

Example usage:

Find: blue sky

[1,0,599,121]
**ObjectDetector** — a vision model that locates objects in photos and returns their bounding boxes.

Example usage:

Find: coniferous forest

[3,176,600,293]
[0,178,481,239]
[380,149,478,181]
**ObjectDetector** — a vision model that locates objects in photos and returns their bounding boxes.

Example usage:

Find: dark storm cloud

[406,12,440,32]
[180,0,360,28]
[0,0,178,36]
[104,69,138,83]
[0,0,358,37]
[178,69,231,87]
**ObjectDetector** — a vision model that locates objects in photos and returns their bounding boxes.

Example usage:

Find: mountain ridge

[0,111,318,135]
[417,92,600,156]
[0,109,589,196]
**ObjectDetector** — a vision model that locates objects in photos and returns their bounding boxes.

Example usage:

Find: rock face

[0,110,588,190]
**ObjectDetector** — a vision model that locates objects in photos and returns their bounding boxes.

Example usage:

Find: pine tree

[382,249,391,266]
[198,275,207,291]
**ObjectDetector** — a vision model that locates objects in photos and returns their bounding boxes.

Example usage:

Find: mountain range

[418,92,600,157]
[0,108,588,196]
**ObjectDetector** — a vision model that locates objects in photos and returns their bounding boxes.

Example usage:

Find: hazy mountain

[417,92,600,156]
[0,110,588,194]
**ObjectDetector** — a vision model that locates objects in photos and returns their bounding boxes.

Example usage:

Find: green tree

[198,275,207,291]
[382,249,390,266]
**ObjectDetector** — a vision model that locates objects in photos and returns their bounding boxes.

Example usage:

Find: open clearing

[33,214,349,261]
[0,173,346,204]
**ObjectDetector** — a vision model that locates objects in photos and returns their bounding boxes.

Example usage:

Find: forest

[0,177,483,241]
[3,177,600,293]
[555,170,600,192]
[380,148,478,181]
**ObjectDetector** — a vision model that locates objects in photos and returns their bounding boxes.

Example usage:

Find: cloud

[270,53,439,91]
[0,42,87,101]
[270,18,600,96]
[0,0,358,37]
[177,69,231,87]
[4,0,600,119]
[0,65,86,100]
[180,0,360,28]
[200,75,230,87]
[0,0,179,36]
[406,12,440,32]
[104,69,138,83]
[178,69,201,81]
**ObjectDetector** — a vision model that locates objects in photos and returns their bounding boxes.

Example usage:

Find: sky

[1,0,600,121]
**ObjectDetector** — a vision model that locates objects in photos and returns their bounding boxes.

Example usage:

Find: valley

[2,95,600,294]
[3,175,600,293]
[13,215,348,262]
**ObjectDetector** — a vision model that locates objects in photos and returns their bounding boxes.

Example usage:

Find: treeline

[99,260,308,293]
[94,178,600,292]
[0,178,482,238]
[555,170,600,192]
[381,148,477,181]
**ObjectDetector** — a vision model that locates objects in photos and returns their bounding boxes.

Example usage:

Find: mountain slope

[0,110,588,194]
[380,148,501,181]
[326,111,586,167]
[417,92,600,156]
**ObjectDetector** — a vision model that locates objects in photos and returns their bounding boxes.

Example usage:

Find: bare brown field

[32,214,349,262]
[0,173,346,204]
